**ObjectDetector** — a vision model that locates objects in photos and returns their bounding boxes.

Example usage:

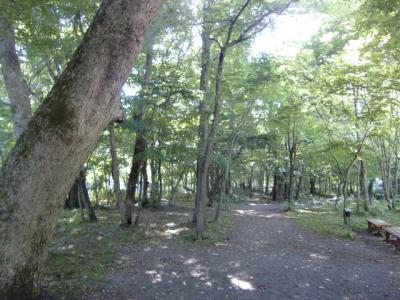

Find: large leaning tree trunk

[0,0,163,298]
[0,14,32,138]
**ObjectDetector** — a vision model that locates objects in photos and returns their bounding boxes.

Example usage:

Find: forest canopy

[0,0,399,298]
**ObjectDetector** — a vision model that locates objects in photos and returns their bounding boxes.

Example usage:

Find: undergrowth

[44,209,154,299]
[288,199,400,240]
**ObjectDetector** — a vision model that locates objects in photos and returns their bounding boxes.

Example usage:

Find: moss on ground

[287,201,400,240]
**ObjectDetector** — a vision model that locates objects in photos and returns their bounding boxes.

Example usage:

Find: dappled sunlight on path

[90,201,400,300]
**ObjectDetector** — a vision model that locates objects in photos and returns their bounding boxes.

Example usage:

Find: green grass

[287,201,400,240]
[44,209,154,299]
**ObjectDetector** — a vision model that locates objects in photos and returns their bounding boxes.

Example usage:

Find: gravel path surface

[90,200,400,300]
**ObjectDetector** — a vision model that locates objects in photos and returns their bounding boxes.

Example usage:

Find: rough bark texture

[0,15,32,138]
[0,0,163,298]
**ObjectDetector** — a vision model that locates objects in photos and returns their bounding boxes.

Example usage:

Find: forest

[0,0,399,299]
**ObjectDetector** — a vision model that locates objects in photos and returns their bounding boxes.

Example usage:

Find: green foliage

[288,201,400,240]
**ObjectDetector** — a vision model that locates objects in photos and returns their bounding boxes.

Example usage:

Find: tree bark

[78,170,97,222]
[142,158,149,207]
[123,40,153,225]
[109,124,125,222]
[193,0,212,225]
[195,46,226,238]
[265,173,269,196]
[150,154,159,207]
[310,177,316,195]
[0,0,163,297]
[0,15,32,138]
[359,159,369,211]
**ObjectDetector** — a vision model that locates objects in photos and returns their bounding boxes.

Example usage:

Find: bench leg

[368,222,371,232]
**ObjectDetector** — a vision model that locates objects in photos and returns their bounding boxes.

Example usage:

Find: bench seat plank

[384,227,400,240]
[367,219,391,226]
[367,219,392,236]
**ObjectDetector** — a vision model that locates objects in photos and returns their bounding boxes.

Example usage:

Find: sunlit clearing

[164,223,176,228]
[228,275,255,291]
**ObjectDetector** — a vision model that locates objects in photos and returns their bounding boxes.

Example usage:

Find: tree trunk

[249,165,254,198]
[142,158,149,207]
[310,177,316,195]
[78,170,97,222]
[272,171,284,201]
[124,133,146,225]
[265,173,269,196]
[193,0,212,225]
[150,155,159,207]
[123,41,153,225]
[158,158,163,206]
[0,0,163,297]
[109,124,124,222]
[288,152,296,209]
[359,159,369,212]
[195,46,226,239]
[0,15,32,138]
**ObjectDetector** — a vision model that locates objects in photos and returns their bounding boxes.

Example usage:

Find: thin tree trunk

[195,46,226,238]
[0,1,163,297]
[142,158,149,207]
[150,155,159,207]
[78,183,85,221]
[158,158,163,206]
[79,170,97,222]
[265,173,269,196]
[123,41,153,225]
[109,124,125,223]
[359,159,369,211]
[193,0,212,225]
[0,15,32,138]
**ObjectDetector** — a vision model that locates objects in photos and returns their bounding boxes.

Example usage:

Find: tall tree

[194,0,297,238]
[0,0,163,298]
[0,15,32,138]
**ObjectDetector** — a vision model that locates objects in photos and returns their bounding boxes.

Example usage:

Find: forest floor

[46,197,400,300]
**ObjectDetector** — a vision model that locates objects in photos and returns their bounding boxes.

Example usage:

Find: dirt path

[90,200,400,300]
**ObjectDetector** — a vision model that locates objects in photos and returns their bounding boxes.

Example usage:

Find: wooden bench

[384,227,400,245]
[367,219,392,236]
